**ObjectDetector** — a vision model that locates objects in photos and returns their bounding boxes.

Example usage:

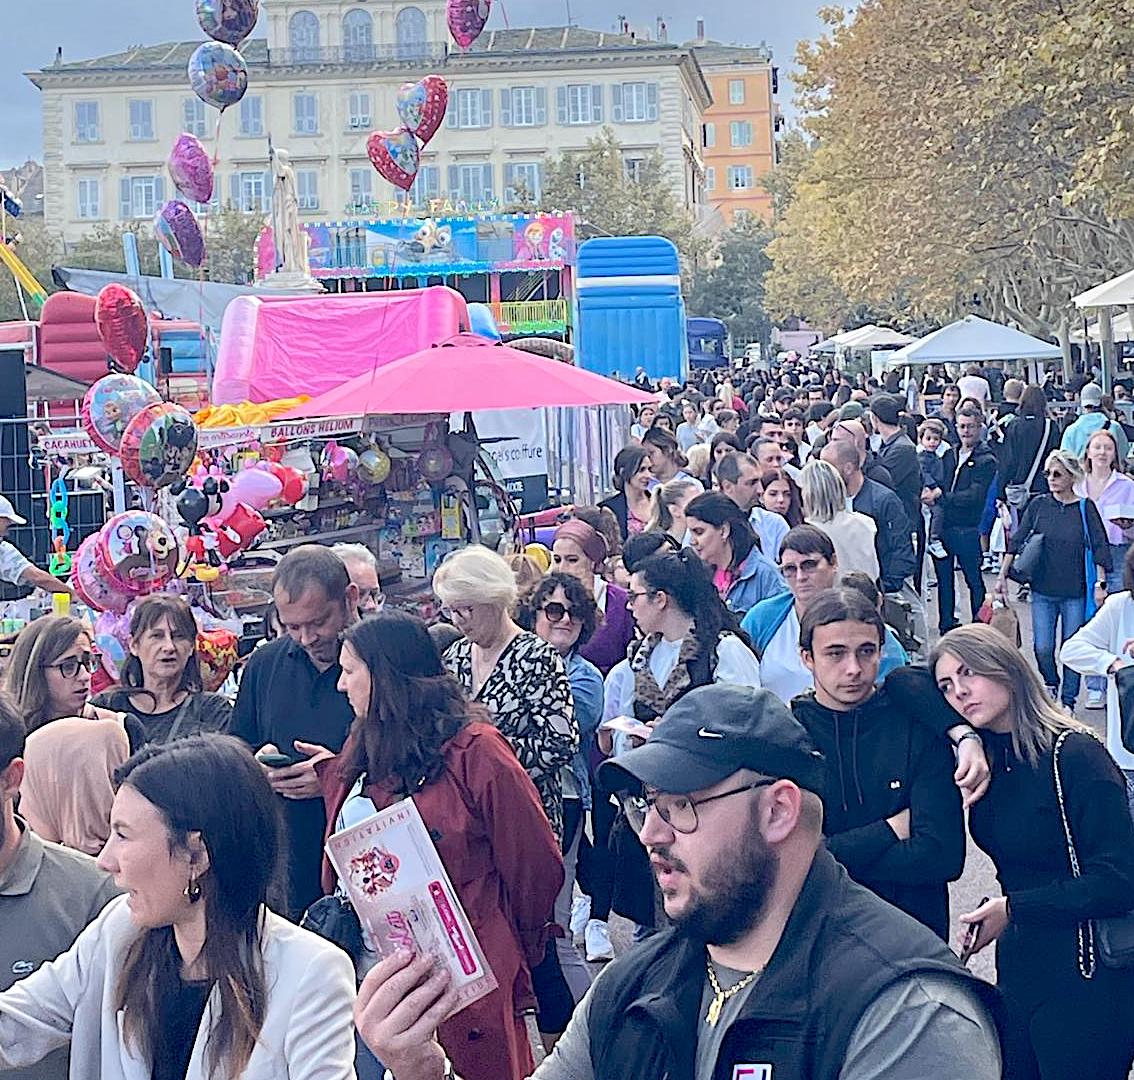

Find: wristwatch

[953,730,983,749]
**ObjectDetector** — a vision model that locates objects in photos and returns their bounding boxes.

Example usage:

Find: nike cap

[599,684,825,796]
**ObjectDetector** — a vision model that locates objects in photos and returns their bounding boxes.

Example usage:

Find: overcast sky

[1,0,826,170]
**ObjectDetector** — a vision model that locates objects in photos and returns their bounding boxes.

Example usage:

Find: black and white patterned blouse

[444,631,578,841]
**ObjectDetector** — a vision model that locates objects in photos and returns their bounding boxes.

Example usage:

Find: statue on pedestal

[256,144,323,292]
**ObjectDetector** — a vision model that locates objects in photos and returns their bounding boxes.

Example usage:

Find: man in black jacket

[355,683,1002,1080]
[792,589,965,939]
[927,404,998,632]
[871,394,921,529]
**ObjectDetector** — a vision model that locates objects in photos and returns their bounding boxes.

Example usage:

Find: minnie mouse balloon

[196,0,259,45]
[188,41,248,111]
[81,373,161,455]
[120,402,198,489]
[95,284,148,374]
[367,128,420,191]
[395,76,449,146]
[447,0,491,48]
[154,201,206,269]
[168,133,214,204]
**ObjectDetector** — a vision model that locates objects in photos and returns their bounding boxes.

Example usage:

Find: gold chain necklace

[705,957,763,1027]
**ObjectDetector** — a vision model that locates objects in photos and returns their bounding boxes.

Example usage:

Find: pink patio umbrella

[278,334,657,417]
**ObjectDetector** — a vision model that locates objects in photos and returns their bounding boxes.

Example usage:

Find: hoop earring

[184,876,202,904]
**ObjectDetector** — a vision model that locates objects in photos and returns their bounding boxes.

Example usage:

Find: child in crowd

[918,418,952,560]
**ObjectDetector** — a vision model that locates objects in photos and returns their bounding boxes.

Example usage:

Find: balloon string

[498,2,510,29]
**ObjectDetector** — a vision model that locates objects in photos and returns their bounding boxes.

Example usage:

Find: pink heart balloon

[367,128,420,191]
[447,0,491,48]
[396,76,449,146]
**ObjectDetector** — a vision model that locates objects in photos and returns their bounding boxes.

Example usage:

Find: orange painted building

[690,31,778,224]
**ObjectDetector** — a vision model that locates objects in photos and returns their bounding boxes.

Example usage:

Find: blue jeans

[1088,543,1131,694]
[1031,592,1087,706]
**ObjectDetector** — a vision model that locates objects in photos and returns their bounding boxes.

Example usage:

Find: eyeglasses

[625,589,655,605]
[779,557,823,578]
[42,653,98,679]
[621,779,776,835]
[1043,469,1066,478]
[440,604,474,621]
[358,587,385,610]
[538,601,575,623]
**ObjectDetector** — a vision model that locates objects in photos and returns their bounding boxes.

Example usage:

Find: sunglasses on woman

[539,601,575,623]
[42,653,99,679]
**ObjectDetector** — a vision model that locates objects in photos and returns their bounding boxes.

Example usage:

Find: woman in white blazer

[0,734,356,1080]
[1062,546,1134,792]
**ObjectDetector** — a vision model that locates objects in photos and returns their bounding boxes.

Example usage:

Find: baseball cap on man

[0,496,26,525]
[837,401,865,420]
[870,394,902,427]
[599,684,825,797]
[1080,383,1103,408]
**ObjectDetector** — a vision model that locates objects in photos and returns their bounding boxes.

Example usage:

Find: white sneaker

[1086,690,1106,710]
[570,895,591,942]
[585,919,615,962]
[927,540,948,560]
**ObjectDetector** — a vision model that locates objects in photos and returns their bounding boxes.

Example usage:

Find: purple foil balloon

[154,201,206,268]
[168,133,214,204]
[196,0,259,45]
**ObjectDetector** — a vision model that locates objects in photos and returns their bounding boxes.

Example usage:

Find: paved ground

[576,565,1104,987]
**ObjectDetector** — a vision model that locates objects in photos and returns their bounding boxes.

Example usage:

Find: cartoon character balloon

[188,41,248,111]
[395,76,449,145]
[97,511,179,595]
[95,284,148,374]
[154,201,206,268]
[196,0,259,45]
[71,533,130,613]
[81,374,161,455]
[120,402,198,489]
[196,627,239,691]
[367,129,420,191]
[447,0,491,48]
[167,133,214,204]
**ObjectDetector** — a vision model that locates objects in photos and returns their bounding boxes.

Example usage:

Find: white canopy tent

[1073,312,1134,343]
[1072,269,1134,393]
[883,315,1061,367]
[813,324,914,354]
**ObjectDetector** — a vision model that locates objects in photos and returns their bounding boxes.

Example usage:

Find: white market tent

[813,324,914,354]
[1073,312,1134,343]
[1072,268,1134,310]
[884,315,1062,367]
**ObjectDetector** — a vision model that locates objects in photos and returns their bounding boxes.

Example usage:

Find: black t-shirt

[91,689,232,745]
[231,638,354,918]
[1009,494,1111,598]
[151,970,212,1080]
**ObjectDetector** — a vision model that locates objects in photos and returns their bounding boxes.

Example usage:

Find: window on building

[703,122,715,149]
[728,79,745,105]
[454,88,491,128]
[237,171,270,211]
[289,10,321,59]
[77,178,101,220]
[730,121,753,147]
[705,166,716,192]
[348,91,371,130]
[74,101,100,143]
[296,169,320,210]
[623,157,645,183]
[504,162,541,202]
[395,7,428,59]
[342,9,374,61]
[128,100,155,141]
[727,164,754,190]
[119,175,163,219]
[349,167,373,211]
[504,87,538,127]
[560,84,603,125]
[406,165,441,206]
[293,93,319,135]
[183,98,207,138]
[615,82,657,123]
[239,96,263,136]
[450,163,494,203]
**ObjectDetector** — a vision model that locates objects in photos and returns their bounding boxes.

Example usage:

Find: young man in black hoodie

[791,588,966,940]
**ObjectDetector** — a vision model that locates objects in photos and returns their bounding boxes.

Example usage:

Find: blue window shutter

[499,88,512,128]
[263,172,273,210]
[556,86,568,125]
[119,177,132,219]
[426,166,439,198]
[230,173,242,209]
[447,165,459,198]
[591,85,603,123]
[533,163,543,200]
[613,84,625,123]
[481,89,492,127]
[448,95,459,128]
[535,87,548,126]
[646,82,659,121]
[481,163,494,199]
[154,176,165,206]
[503,163,515,200]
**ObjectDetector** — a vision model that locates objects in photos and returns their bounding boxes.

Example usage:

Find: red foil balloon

[395,76,449,146]
[367,128,420,191]
[447,0,491,48]
[95,284,148,373]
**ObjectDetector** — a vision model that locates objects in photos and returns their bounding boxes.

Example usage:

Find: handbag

[1052,730,1134,973]
[1004,420,1049,510]
[1115,665,1134,755]
[300,894,364,965]
[1079,499,1099,620]
[1007,531,1045,584]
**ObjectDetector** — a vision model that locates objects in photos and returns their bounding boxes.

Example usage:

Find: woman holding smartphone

[932,624,1134,1079]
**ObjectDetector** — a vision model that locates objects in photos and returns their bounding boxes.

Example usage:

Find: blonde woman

[646,477,701,543]
[799,459,880,581]
[932,624,1134,1080]
[684,442,712,487]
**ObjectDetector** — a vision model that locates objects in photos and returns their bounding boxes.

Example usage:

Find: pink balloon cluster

[447,0,491,48]
[368,75,449,192]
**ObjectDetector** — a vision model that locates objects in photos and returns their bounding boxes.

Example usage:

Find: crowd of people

[2,355,1134,1080]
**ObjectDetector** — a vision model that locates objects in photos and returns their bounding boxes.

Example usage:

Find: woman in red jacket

[319,611,564,1080]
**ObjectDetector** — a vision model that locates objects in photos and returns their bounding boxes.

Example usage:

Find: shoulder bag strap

[1022,420,1050,490]
[1052,730,1098,979]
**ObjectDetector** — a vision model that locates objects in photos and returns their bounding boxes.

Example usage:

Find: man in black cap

[871,393,921,530]
[353,684,1003,1080]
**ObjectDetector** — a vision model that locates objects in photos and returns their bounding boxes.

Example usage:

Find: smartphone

[257,752,299,768]
[958,895,990,965]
